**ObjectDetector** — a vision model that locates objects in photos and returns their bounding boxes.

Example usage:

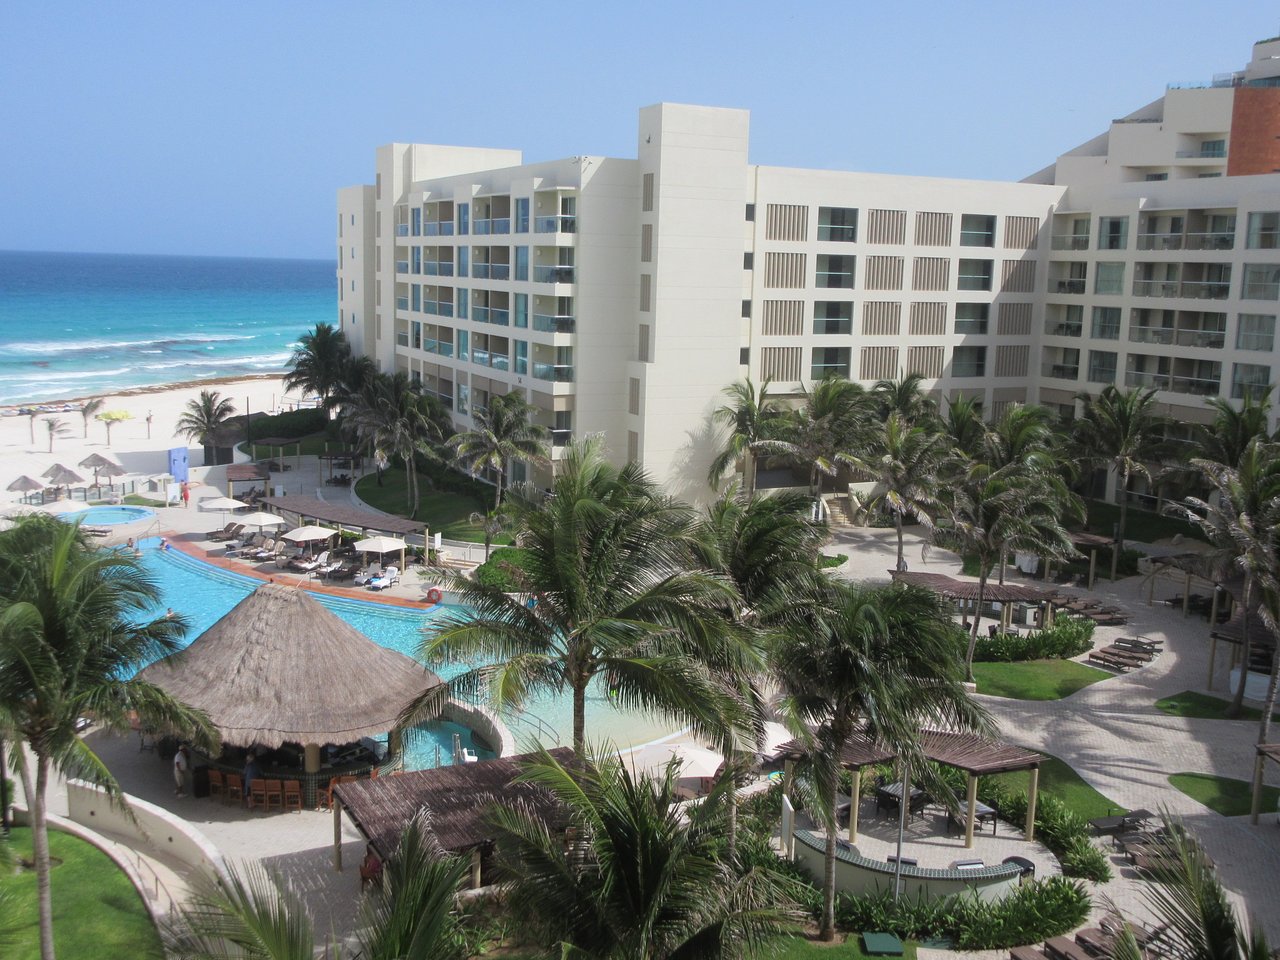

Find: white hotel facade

[338,38,1280,501]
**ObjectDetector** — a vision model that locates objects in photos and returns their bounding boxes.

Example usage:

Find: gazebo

[138,583,441,804]
[889,570,1055,631]
[778,731,1043,848]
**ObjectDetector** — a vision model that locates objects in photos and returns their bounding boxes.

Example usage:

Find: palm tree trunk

[1227,576,1253,718]
[965,571,989,682]
[895,513,905,571]
[744,449,756,499]
[31,752,54,960]
[494,469,504,512]
[1113,466,1129,581]
[573,682,586,756]
[1258,646,1280,745]
[723,748,739,864]
[820,771,838,941]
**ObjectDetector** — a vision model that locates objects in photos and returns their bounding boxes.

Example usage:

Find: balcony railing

[473,307,510,326]
[1180,281,1229,299]
[1125,370,1171,390]
[1184,232,1234,250]
[1175,147,1227,158]
[533,314,576,333]
[1243,281,1280,300]
[534,265,576,284]
[395,260,409,274]
[1042,363,1080,380]
[959,231,995,246]
[815,271,854,288]
[1174,329,1225,348]
[1136,233,1183,250]
[395,332,409,347]
[1046,321,1083,337]
[1170,375,1221,396]
[1233,380,1272,400]
[817,225,857,242]
[1128,326,1174,344]
[423,222,455,236]
[532,362,574,382]
[550,428,573,446]
[810,363,851,380]
[473,218,511,235]
[1132,280,1180,297]
[423,261,454,277]
[396,224,410,237]
[395,296,409,311]
[423,339,454,358]
[423,301,455,318]
[1051,278,1086,294]
[534,216,577,234]
[1050,235,1090,250]
[472,263,511,280]
[1237,333,1275,352]
[952,362,986,378]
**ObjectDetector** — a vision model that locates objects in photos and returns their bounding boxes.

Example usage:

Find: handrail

[508,709,560,746]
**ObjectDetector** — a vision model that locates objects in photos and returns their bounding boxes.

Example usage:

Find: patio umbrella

[624,742,724,780]
[200,497,248,512]
[353,535,407,570]
[282,525,337,543]
[42,463,84,486]
[237,511,287,530]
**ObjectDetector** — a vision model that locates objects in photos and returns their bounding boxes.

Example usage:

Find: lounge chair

[353,564,381,586]
[1044,936,1092,960]
[208,522,241,542]
[368,565,400,591]
[291,550,329,573]
[1009,948,1048,960]
[1087,650,1132,672]
[249,538,278,560]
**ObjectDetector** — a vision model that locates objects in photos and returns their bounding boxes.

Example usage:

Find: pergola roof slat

[260,495,424,537]
[778,730,1041,776]
[889,570,1052,604]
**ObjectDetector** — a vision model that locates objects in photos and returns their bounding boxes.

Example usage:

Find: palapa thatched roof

[335,747,575,858]
[138,583,441,746]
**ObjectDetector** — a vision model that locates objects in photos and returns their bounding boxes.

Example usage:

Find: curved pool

[79,505,155,525]
[135,541,676,766]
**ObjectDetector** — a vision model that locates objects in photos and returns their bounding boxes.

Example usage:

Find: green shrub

[820,553,848,569]
[973,616,1095,663]
[981,784,1111,883]
[834,877,1090,949]
[473,547,534,591]
[244,406,329,439]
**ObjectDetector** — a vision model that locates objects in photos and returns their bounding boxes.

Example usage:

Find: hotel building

[338,37,1280,502]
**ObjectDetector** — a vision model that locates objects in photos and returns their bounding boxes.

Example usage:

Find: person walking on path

[173,745,189,797]
[180,481,190,508]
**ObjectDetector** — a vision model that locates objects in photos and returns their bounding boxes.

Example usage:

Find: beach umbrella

[624,742,724,781]
[237,511,287,530]
[200,497,248,512]
[42,463,84,486]
[283,525,337,542]
[353,535,407,570]
[7,475,43,496]
[79,453,125,489]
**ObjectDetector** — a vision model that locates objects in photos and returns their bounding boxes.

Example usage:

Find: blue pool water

[139,542,675,764]
[79,505,155,525]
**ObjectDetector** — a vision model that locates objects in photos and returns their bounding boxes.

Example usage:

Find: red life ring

[426,588,443,604]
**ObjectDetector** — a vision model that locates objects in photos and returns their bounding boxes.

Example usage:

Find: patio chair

[283,780,303,812]
[223,773,244,805]
[207,768,225,803]
[248,779,268,810]
[317,776,341,810]
[250,539,279,560]
[368,565,401,591]
[293,550,330,573]
[264,779,284,811]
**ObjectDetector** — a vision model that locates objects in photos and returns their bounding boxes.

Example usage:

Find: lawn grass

[1168,772,1280,817]
[354,470,513,544]
[987,753,1119,820]
[775,935,918,959]
[1082,498,1206,544]
[121,494,166,507]
[971,659,1111,701]
[1154,690,1279,722]
[1,826,163,960]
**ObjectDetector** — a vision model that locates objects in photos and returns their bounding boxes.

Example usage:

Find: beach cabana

[332,748,573,886]
[138,583,441,804]
[889,570,1053,630]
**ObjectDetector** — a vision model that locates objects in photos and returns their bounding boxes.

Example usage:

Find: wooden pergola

[249,436,304,473]
[225,462,270,498]
[890,570,1056,631]
[1067,531,1115,590]
[778,731,1042,849]
[1252,743,1280,825]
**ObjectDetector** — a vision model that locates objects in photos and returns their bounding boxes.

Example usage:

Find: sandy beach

[0,375,296,499]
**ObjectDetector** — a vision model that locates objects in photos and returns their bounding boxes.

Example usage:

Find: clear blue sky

[3,2,1274,260]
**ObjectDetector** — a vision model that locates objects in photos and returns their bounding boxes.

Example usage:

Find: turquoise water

[79,505,155,525]
[142,543,676,762]
[0,251,334,405]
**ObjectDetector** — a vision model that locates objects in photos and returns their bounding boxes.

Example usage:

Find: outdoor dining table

[875,781,929,818]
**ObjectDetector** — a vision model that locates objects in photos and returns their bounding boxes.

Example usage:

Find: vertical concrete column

[470,849,483,889]
[964,774,978,849]
[1025,767,1040,842]
[848,768,861,843]
[304,742,321,774]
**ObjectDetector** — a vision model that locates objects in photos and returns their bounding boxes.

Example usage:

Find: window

[515,246,529,282]
[1200,139,1226,158]
[1243,264,1280,300]
[411,285,421,312]
[1098,216,1128,250]
[1144,173,1169,182]
[514,293,528,329]
[811,346,851,380]
[1247,212,1280,249]
[412,247,422,274]
[954,303,989,335]
[456,382,468,415]
[515,198,530,233]
[813,301,853,335]
[742,299,752,318]
[411,208,422,236]
[458,329,469,361]
[740,347,749,365]
[553,410,572,445]
[457,247,468,278]
[817,206,858,242]
[816,254,854,288]
[960,214,996,247]
[1091,306,1121,340]
[743,252,753,270]
[457,203,469,235]
[952,345,986,377]
[1087,350,1117,384]
[1237,313,1276,352]
[1095,262,1125,295]
[957,258,992,291]
[745,203,755,222]
[457,288,469,320]
[1232,362,1271,400]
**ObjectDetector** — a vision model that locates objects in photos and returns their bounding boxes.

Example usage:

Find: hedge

[973,615,1095,663]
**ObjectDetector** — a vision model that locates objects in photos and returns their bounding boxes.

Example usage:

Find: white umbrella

[41,500,91,516]
[283,525,337,542]
[624,742,724,780]
[237,511,287,529]
[354,535,407,571]
[200,497,248,512]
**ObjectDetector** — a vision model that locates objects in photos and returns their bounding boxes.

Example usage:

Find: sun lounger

[1044,935,1092,960]
[1115,636,1161,653]
[1100,918,1168,950]
[1009,948,1048,960]
[353,564,381,585]
[1087,651,1132,672]
[208,522,242,542]
[291,550,330,573]
[368,565,400,591]
[1099,644,1150,665]
[1089,808,1153,835]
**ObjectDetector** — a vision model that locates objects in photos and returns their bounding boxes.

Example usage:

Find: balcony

[534,265,576,284]
[817,224,857,242]
[1132,280,1180,298]
[535,216,577,234]
[423,301,455,318]
[472,263,511,280]
[1169,375,1220,396]
[473,307,510,326]
[550,428,573,446]
[422,339,454,358]
[1042,363,1079,380]
[815,270,854,289]
[952,361,986,378]
[395,296,410,311]
[1051,278,1086,294]
[1233,380,1272,400]
[532,362,574,382]
[423,222,454,237]
[473,218,511,235]
[1046,320,1083,337]
[1050,235,1090,250]
[1243,280,1280,301]
[810,362,851,380]
[533,314,576,333]
[1125,370,1170,390]
[1184,232,1234,251]
[1128,325,1174,345]
[423,261,454,277]
[1136,233,1183,251]
[1174,328,1225,349]
[396,224,410,237]
[1180,281,1229,300]
[395,332,409,347]
[395,260,409,274]
[1175,147,1227,158]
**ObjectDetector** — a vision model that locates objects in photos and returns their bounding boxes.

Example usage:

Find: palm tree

[401,436,740,754]
[448,392,549,512]
[707,378,788,498]
[1072,386,1172,579]
[468,508,512,562]
[872,373,935,425]
[96,410,132,448]
[43,417,70,454]
[283,322,351,412]
[837,412,948,572]
[942,395,985,460]
[166,813,468,960]
[78,398,104,439]
[175,390,236,456]
[763,377,870,498]
[1169,440,1280,717]
[491,747,794,958]
[771,582,991,940]
[0,517,217,960]
[1197,387,1273,471]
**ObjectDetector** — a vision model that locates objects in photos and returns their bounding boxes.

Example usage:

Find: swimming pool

[78,505,155,525]
[138,541,676,764]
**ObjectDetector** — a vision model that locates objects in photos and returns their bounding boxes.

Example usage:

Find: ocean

[0,250,335,407]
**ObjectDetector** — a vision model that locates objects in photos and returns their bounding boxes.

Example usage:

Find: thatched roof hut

[139,583,441,747]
